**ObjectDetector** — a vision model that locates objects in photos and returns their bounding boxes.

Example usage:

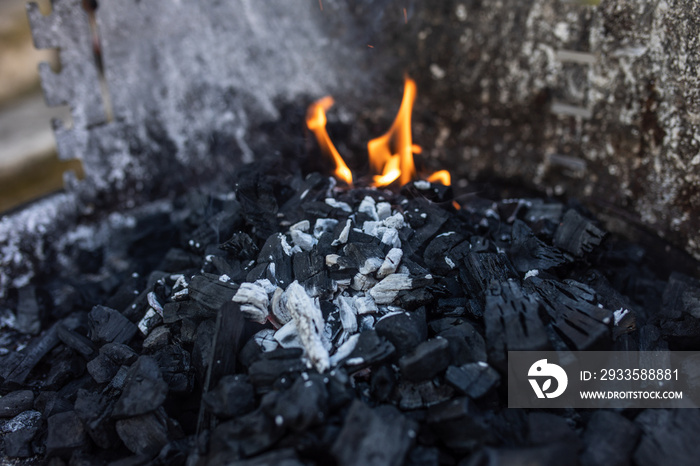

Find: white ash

[274,320,303,349]
[325,198,352,213]
[524,269,540,280]
[336,296,358,333]
[359,257,383,275]
[233,281,270,324]
[383,212,405,229]
[354,295,379,315]
[359,314,374,331]
[414,180,431,190]
[381,227,401,248]
[613,308,630,326]
[290,229,317,252]
[173,288,189,301]
[330,333,360,367]
[325,254,340,267]
[362,220,383,238]
[332,219,352,246]
[352,273,378,291]
[280,234,293,256]
[436,231,455,238]
[138,308,161,336]
[255,279,276,294]
[345,357,365,366]
[358,196,379,221]
[271,287,291,325]
[335,278,352,288]
[314,218,339,238]
[376,202,392,221]
[377,248,403,279]
[218,274,231,283]
[254,329,279,352]
[284,281,330,372]
[147,292,164,316]
[172,274,188,290]
[370,274,413,304]
[445,257,456,269]
[290,220,310,232]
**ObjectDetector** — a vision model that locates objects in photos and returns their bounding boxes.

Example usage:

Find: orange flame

[307,77,450,188]
[306,97,353,185]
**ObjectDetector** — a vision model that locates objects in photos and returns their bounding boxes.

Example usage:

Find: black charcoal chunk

[189,274,239,311]
[397,380,454,410]
[510,220,568,272]
[435,320,487,365]
[399,337,450,382]
[162,301,214,323]
[153,345,192,393]
[88,305,137,345]
[74,389,119,449]
[220,232,259,260]
[115,412,170,457]
[344,330,395,370]
[44,348,85,389]
[248,357,306,388]
[374,309,428,357]
[112,356,168,418]
[101,342,138,365]
[142,326,170,352]
[553,209,605,256]
[460,252,518,297]
[634,409,700,466]
[445,363,499,399]
[209,409,284,459]
[192,319,217,385]
[57,323,96,358]
[257,233,293,287]
[427,397,491,450]
[225,448,304,466]
[331,400,416,466]
[34,391,71,418]
[580,411,640,466]
[15,285,41,335]
[2,410,42,458]
[423,233,468,275]
[293,250,324,282]
[87,356,121,384]
[0,390,34,418]
[46,410,87,458]
[527,412,579,446]
[484,280,549,370]
[203,375,255,418]
[263,374,328,432]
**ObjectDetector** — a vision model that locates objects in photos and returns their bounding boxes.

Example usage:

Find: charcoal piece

[44,348,86,389]
[469,443,575,466]
[204,302,249,391]
[301,271,334,299]
[484,280,549,370]
[426,397,490,451]
[397,382,422,410]
[15,285,42,335]
[459,253,518,297]
[293,250,324,283]
[2,410,42,458]
[86,354,119,384]
[142,326,170,352]
[112,356,168,418]
[248,357,306,388]
[331,400,416,466]
[153,345,192,393]
[0,390,34,418]
[526,277,612,350]
[206,254,243,280]
[423,233,468,275]
[401,199,450,256]
[347,228,381,245]
[370,274,415,304]
[203,374,255,418]
[445,363,499,399]
[344,242,385,275]
[509,220,568,272]
[527,412,579,446]
[399,337,450,381]
[74,389,119,449]
[88,305,137,345]
[374,308,428,357]
[188,274,240,311]
[115,412,170,457]
[46,410,87,458]
[580,411,640,466]
[2,321,62,386]
[634,409,700,466]
[371,365,396,402]
[398,380,454,410]
[209,408,285,459]
[397,288,434,310]
[435,320,487,365]
[157,247,200,272]
[101,342,138,365]
[56,323,96,358]
[257,233,293,287]
[553,209,606,256]
[401,181,453,204]
[220,231,259,260]
[344,329,395,370]
[283,281,329,372]
[192,319,217,385]
[263,374,328,432]
[162,301,214,323]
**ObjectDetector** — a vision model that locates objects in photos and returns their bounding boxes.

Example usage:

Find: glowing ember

[307,77,451,188]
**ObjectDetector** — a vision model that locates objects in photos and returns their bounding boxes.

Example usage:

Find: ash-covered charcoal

[553,209,606,256]
[1,410,43,458]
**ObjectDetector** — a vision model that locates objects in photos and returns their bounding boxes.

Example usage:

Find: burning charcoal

[553,209,606,256]
[15,285,41,335]
[433,319,487,365]
[377,248,403,279]
[484,280,549,370]
[2,410,42,458]
[370,274,414,304]
[374,309,427,357]
[2,321,64,386]
[445,362,499,399]
[74,389,119,449]
[203,374,255,418]
[283,281,329,372]
[427,397,491,451]
[115,411,170,457]
[460,252,518,297]
[46,410,87,458]
[526,277,612,350]
[88,305,137,345]
[633,409,700,466]
[401,200,449,257]
[233,281,271,324]
[209,409,284,459]
[189,274,240,311]
[56,323,96,358]
[0,390,34,418]
[371,365,396,402]
[399,337,450,381]
[579,411,640,466]
[263,374,328,432]
[358,196,379,221]
[509,220,568,272]
[331,400,416,466]
[112,356,168,418]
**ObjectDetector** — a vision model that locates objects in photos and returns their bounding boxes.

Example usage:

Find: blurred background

[0,0,81,213]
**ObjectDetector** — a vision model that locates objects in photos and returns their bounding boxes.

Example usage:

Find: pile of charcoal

[2,163,700,466]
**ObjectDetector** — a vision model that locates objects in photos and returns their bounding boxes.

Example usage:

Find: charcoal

[445,363,499,399]
[86,351,125,383]
[205,302,249,390]
[56,323,96,358]
[374,308,428,357]
[1,410,42,458]
[527,412,579,446]
[371,365,396,402]
[460,253,518,297]
[115,411,170,457]
[248,357,306,388]
[283,281,329,372]
[112,356,168,418]
[580,411,640,466]
[34,391,71,418]
[399,337,450,382]
[162,301,214,323]
[347,228,380,245]
[44,348,86,389]
[46,410,87,458]
[209,408,284,459]
[526,277,612,350]
[88,305,137,345]
[435,320,487,365]
[401,180,453,204]
[258,233,294,287]
[398,380,454,409]
[153,345,192,393]
[406,446,441,466]
[142,326,170,352]
[658,271,700,320]
[509,220,568,272]
[263,374,328,432]
[344,242,385,275]
[0,390,34,418]
[426,397,490,451]
[203,374,255,418]
[370,274,415,304]
[484,280,549,369]
[101,342,138,365]
[188,274,240,311]
[397,288,435,310]
[179,318,198,344]
[344,329,395,370]
[293,250,324,282]
[2,322,61,386]
[15,285,42,335]
[74,389,119,449]
[468,443,575,466]
[191,319,217,384]
[331,400,416,466]
[553,209,605,256]
[633,409,700,466]
[223,448,304,466]
[424,232,468,275]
